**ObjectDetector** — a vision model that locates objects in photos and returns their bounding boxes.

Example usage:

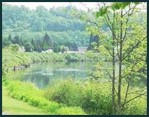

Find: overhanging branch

[123,92,146,106]
[122,36,146,61]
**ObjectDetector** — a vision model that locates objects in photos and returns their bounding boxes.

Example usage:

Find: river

[9,62,94,89]
[7,61,146,89]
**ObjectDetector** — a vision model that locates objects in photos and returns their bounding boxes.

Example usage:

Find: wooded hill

[2,4,90,52]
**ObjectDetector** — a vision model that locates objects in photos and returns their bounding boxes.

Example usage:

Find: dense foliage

[2,4,90,52]
[2,78,86,115]
[2,44,93,75]
[44,79,146,115]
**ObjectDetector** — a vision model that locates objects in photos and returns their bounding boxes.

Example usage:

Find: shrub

[45,79,83,107]
[2,77,9,86]
[65,54,79,62]
[6,80,60,113]
[56,107,86,115]
[44,79,146,115]
[42,101,60,113]
[44,79,113,114]
[6,80,86,114]
[122,95,146,115]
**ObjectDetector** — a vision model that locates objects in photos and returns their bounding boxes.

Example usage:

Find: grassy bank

[2,44,91,115]
[3,77,146,115]
[2,86,51,115]
[2,78,86,115]
[2,44,95,75]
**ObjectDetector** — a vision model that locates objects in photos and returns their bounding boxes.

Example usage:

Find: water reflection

[20,62,93,88]
[9,61,146,89]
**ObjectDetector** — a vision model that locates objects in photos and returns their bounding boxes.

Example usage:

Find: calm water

[9,61,146,89]
[11,62,94,89]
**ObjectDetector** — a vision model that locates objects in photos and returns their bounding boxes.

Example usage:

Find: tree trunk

[117,9,123,114]
[112,40,116,114]
[112,20,116,114]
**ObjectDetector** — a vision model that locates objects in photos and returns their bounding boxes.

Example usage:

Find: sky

[2,2,101,11]
[3,2,147,12]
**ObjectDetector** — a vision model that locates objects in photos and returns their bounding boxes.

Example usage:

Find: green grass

[2,86,51,115]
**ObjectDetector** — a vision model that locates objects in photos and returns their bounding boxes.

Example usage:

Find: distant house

[41,49,53,53]
[66,47,87,54]
[46,49,53,53]
[65,51,77,54]
[78,47,87,53]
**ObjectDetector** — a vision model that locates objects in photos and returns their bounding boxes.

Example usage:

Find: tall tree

[42,33,52,50]
[93,2,147,114]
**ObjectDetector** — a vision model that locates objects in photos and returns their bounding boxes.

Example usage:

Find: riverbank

[2,86,51,115]
[2,44,97,74]
[2,45,146,115]
[2,79,86,115]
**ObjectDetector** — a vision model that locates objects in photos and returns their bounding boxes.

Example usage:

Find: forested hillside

[2,4,90,52]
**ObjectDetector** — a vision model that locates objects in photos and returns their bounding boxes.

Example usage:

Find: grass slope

[2,86,50,115]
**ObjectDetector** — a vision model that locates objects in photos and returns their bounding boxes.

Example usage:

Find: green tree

[60,45,69,53]
[42,33,52,50]
[93,2,147,114]
[11,35,20,44]
[2,34,12,47]
[2,4,90,52]
[24,43,33,52]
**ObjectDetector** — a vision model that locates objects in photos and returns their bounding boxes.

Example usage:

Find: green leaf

[121,2,131,9]
[96,7,108,18]
[111,2,131,10]
[133,2,140,5]
[111,2,121,10]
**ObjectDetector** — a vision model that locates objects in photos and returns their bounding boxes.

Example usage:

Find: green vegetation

[2,4,90,52]
[2,44,93,75]
[56,107,86,115]
[90,2,147,114]
[2,86,50,115]
[2,2,147,115]
[3,78,86,115]
[44,79,146,115]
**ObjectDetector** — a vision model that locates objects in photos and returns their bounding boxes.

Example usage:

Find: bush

[44,79,146,115]
[65,53,79,62]
[122,95,146,115]
[6,80,86,114]
[45,79,83,107]
[2,77,9,86]
[45,79,113,114]
[56,107,86,115]
[7,81,60,112]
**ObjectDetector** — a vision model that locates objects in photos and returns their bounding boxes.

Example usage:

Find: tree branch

[122,4,136,17]
[122,36,146,61]
[123,92,146,106]
[122,78,130,108]
[104,46,113,57]
[122,4,131,42]
[103,3,114,32]
[104,16,112,32]
[105,68,118,97]
[86,20,100,29]
[122,4,137,43]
